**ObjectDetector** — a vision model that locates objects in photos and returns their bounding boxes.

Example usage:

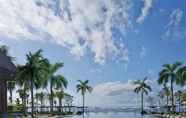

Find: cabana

[0,53,16,117]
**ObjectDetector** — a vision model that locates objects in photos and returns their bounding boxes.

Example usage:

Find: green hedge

[8,104,24,112]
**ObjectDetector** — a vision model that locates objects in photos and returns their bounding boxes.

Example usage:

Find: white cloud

[93,80,136,96]
[82,80,139,107]
[162,9,186,40]
[0,0,132,64]
[77,79,159,107]
[0,39,5,45]
[169,9,183,26]
[137,0,153,23]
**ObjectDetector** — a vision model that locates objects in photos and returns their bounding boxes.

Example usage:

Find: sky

[0,0,186,108]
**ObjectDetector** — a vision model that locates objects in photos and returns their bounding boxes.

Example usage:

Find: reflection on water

[65,112,156,118]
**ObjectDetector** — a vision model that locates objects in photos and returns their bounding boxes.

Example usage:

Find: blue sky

[1,0,186,107]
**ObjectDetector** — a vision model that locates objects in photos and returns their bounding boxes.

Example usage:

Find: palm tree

[16,78,30,109]
[162,84,170,106]
[134,77,151,114]
[76,80,92,114]
[35,92,45,112]
[55,91,64,112]
[177,65,186,86]
[35,93,40,111]
[51,75,67,112]
[16,88,29,115]
[16,89,28,106]
[46,62,67,112]
[175,90,182,112]
[181,92,186,105]
[158,62,183,111]
[55,91,70,112]
[16,49,49,118]
[7,81,15,104]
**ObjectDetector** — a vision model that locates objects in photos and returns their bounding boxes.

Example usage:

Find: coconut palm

[181,92,186,104]
[35,92,45,112]
[158,62,183,111]
[35,93,40,110]
[53,75,68,91]
[177,65,186,86]
[55,91,64,112]
[7,81,15,104]
[162,84,171,106]
[46,62,67,112]
[47,93,53,108]
[16,49,49,118]
[76,80,92,114]
[134,77,151,114]
[17,89,28,106]
[51,75,67,112]
[55,91,70,112]
[16,88,29,114]
[175,90,182,112]
[16,77,30,108]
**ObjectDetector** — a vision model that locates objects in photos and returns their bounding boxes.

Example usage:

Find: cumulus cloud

[162,9,186,40]
[81,79,159,107]
[137,0,153,23]
[93,80,136,96]
[0,0,132,64]
[83,80,138,107]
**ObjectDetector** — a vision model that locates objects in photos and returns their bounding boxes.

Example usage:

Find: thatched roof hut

[0,53,16,113]
[0,53,16,79]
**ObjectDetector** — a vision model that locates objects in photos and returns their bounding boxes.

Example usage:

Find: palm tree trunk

[171,79,174,112]
[50,80,53,112]
[36,98,38,112]
[21,97,24,106]
[41,99,43,112]
[23,96,26,115]
[83,94,85,118]
[31,78,34,118]
[23,92,26,109]
[141,92,144,114]
[9,89,13,104]
[58,98,62,112]
[179,95,181,112]
[167,95,169,106]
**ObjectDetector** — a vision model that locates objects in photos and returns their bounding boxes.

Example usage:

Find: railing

[25,106,88,114]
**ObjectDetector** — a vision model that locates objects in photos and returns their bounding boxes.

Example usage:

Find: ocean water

[66,112,156,118]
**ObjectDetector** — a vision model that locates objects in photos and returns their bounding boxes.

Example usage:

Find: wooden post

[0,80,7,117]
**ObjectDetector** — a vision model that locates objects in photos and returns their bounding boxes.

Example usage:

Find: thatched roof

[0,53,16,80]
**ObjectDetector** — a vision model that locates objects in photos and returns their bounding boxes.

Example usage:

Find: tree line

[134,62,186,114]
[0,46,92,118]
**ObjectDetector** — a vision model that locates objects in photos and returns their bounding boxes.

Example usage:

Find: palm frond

[158,73,169,85]
[163,64,172,71]
[173,61,182,71]
[50,63,63,74]
[145,84,152,92]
